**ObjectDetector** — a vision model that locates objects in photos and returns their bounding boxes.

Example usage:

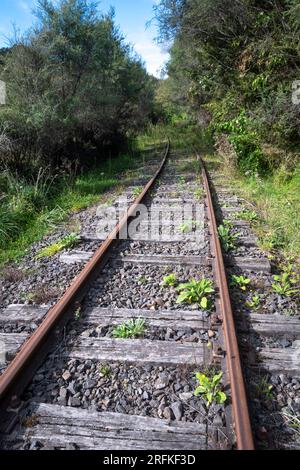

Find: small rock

[173,383,182,392]
[59,387,68,399]
[176,331,185,340]
[179,392,193,401]
[29,440,43,450]
[116,404,125,414]
[102,398,111,408]
[279,374,287,385]
[208,330,215,338]
[256,426,268,441]
[155,374,169,390]
[271,376,280,385]
[143,391,149,400]
[69,397,81,407]
[293,397,300,410]
[165,328,173,340]
[292,340,300,349]
[163,407,173,420]
[67,381,77,396]
[62,370,71,382]
[35,374,44,382]
[84,379,97,390]
[57,397,67,406]
[156,298,164,307]
[170,402,183,421]
[80,330,91,338]
[213,413,223,426]
[280,338,292,348]
[65,443,78,450]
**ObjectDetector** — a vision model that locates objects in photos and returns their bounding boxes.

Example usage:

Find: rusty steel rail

[0,140,170,412]
[200,158,255,450]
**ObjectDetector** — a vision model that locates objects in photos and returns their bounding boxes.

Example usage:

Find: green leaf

[204,287,215,294]
[195,372,202,381]
[217,391,227,404]
[206,392,213,405]
[176,283,189,292]
[176,292,190,303]
[212,372,223,385]
[200,296,208,309]
[194,386,206,396]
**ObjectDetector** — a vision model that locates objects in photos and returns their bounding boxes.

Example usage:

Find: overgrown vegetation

[37,233,80,258]
[162,273,177,287]
[99,363,111,378]
[194,371,227,408]
[0,0,162,267]
[176,278,214,309]
[154,0,300,259]
[0,0,156,174]
[230,275,251,292]
[112,318,146,339]
[0,151,138,266]
[282,408,300,436]
[272,272,299,298]
[155,0,300,162]
[254,376,274,402]
[224,169,300,258]
[218,221,240,253]
[179,220,199,234]
[246,295,261,310]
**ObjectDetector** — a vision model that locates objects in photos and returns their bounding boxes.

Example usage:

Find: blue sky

[0,0,168,76]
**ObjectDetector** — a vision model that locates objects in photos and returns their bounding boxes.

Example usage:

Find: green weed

[254,376,274,401]
[272,272,299,297]
[112,318,146,339]
[179,220,199,234]
[218,224,240,252]
[162,273,177,287]
[132,186,143,198]
[176,278,214,309]
[246,295,261,310]
[231,275,251,291]
[194,188,203,200]
[99,364,111,377]
[36,233,80,258]
[194,371,227,408]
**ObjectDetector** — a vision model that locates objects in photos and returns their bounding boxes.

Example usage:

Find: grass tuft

[0,150,143,266]
[36,233,81,258]
[221,163,300,260]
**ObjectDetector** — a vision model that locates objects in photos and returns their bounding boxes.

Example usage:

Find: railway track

[0,141,299,451]
[205,157,300,450]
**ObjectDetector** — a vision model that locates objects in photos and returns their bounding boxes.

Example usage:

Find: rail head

[200,156,255,451]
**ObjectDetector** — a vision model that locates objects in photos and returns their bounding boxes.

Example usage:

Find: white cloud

[130,30,169,77]
[18,1,31,13]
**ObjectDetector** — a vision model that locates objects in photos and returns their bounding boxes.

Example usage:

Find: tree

[154,0,300,151]
[0,0,156,173]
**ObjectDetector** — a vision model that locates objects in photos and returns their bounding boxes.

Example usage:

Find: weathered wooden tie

[8,403,227,450]
[64,337,208,366]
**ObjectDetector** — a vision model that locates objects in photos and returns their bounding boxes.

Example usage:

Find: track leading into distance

[0,142,254,450]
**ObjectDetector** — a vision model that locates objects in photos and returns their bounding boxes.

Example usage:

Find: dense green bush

[0,0,156,175]
[210,109,269,175]
[154,0,300,173]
